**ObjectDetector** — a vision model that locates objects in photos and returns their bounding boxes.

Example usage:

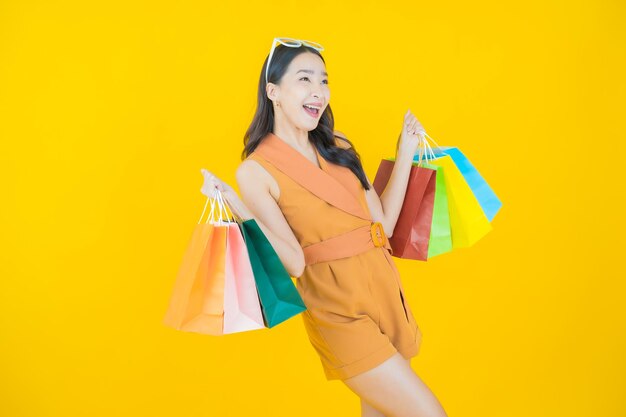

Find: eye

[299,76,329,85]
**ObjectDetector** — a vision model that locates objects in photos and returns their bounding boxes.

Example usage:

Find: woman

[200,38,448,417]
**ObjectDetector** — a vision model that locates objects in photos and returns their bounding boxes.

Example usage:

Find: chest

[296,146,321,169]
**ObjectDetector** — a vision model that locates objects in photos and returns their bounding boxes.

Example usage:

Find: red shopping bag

[372,159,436,260]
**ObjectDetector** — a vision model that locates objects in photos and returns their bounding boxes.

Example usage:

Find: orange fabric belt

[302,221,392,266]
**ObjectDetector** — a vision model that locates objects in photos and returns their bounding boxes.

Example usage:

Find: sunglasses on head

[265,37,324,84]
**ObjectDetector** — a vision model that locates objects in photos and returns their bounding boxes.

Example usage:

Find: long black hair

[241,44,371,191]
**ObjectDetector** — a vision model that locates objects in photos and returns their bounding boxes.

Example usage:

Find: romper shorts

[296,246,422,381]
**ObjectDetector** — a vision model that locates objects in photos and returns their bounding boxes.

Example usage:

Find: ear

[266,83,279,102]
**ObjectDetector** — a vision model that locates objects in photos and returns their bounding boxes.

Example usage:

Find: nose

[310,83,324,103]
[311,89,322,100]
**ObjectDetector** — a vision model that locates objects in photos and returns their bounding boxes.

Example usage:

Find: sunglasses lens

[302,40,324,50]
[278,38,301,47]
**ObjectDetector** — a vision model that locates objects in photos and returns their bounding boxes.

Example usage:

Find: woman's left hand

[396,109,425,159]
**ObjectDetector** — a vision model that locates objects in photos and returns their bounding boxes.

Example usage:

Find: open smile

[303,104,321,118]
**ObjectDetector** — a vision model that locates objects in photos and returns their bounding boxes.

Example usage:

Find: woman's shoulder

[235,153,267,182]
[237,155,281,202]
[333,130,352,149]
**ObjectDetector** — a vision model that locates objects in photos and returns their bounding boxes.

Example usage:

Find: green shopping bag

[421,161,453,258]
[239,218,307,328]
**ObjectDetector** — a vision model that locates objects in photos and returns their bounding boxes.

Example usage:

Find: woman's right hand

[396,109,425,159]
[200,168,233,197]
[200,168,250,220]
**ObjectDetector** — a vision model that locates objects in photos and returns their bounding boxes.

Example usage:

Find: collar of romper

[252,132,392,265]
[253,132,372,220]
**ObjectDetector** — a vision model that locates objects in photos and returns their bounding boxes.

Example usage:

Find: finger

[201,186,212,197]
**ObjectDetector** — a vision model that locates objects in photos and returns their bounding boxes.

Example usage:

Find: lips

[303,104,321,117]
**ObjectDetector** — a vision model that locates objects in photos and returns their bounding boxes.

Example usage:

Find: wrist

[395,148,414,164]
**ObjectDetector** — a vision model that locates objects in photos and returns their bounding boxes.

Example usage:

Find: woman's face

[267,52,330,132]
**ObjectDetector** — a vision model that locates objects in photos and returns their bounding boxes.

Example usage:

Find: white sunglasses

[265,37,324,84]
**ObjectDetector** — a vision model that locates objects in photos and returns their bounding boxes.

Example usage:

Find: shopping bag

[222,198,266,334]
[431,147,502,221]
[162,192,228,335]
[422,161,453,258]
[372,158,436,260]
[238,218,307,328]
[412,131,492,248]
[423,154,492,248]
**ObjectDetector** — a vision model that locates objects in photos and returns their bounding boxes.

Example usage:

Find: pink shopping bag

[223,222,266,334]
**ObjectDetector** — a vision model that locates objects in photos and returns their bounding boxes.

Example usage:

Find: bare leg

[359,356,418,417]
[361,398,387,417]
[345,352,447,417]
[360,356,412,417]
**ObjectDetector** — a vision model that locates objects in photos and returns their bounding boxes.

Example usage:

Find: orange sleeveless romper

[247,132,422,381]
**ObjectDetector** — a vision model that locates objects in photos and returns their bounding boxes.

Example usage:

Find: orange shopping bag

[162,189,230,335]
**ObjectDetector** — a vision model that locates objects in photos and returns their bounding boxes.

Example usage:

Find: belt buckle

[370,222,385,248]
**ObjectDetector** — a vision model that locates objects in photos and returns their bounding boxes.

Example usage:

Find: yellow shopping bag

[429,154,492,248]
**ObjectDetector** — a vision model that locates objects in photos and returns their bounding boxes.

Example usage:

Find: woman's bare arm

[364,143,414,237]
[346,109,423,237]
[231,160,306,278]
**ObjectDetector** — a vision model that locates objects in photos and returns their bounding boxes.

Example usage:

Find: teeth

[304,105,320,110]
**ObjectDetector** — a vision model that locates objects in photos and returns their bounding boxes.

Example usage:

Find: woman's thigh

[342,352,447,417]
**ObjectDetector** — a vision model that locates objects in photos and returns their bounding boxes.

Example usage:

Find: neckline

[254,132,373,222]
[268,132,325,172]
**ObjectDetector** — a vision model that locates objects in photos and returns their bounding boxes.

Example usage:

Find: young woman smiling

[201,38,448,417]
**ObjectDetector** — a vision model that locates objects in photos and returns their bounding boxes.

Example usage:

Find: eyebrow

[296,69,329,77]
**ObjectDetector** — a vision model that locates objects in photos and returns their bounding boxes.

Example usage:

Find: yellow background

[1,1,624,416]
